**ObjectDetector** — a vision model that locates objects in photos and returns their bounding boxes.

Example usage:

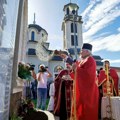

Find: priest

[60,43,99,120]
[54,65,73,120]
[98,60,119,96]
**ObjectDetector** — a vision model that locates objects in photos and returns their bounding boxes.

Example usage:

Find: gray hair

[83,49,92,55]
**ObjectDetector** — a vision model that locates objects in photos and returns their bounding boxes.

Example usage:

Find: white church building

[26,2,103,80]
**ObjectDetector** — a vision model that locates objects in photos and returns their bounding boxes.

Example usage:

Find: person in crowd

[60,43,99,120]
[53,64,73,120]
[31,79,37,99]
[97,68,103,78]
[47,66,63,112]
[47,80,55,112]
[98,60,119,96]
[98,60,119,119]
[36,64,52,110]
[20,63,36,99]
[97,67,103,119]
[30,66,37,100]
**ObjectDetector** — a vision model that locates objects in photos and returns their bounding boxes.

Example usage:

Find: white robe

[47,82,55,111]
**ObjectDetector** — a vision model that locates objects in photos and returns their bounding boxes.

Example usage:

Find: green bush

[18,62,31,80]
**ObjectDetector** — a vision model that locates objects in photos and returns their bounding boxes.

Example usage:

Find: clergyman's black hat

[82,43,92,51]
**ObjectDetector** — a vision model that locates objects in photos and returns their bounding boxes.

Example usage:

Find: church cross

[33,13,36,24]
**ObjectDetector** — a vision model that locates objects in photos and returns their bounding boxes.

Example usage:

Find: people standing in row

[36,64,52,110]
[60,43,99,120]
[47,66,63,112]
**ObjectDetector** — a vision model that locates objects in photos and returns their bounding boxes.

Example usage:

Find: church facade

[26,2,103,80]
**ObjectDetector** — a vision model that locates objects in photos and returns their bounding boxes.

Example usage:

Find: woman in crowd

[36,64,52,110]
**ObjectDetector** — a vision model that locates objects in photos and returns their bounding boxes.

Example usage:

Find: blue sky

[28,0,120,67]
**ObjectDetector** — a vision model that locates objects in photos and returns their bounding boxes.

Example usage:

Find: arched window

[71,35,78,46]
[28,48,36,55]
[31,31,35,41]
[76,35,78,46]
[71,35,74,45]
[71,23,77,33]
[66,8,69,15]
[75,23,77,33]
[71,23,74,33]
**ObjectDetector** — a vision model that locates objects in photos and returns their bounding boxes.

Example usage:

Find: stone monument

[0,0,28,119]
[0,48,13,120]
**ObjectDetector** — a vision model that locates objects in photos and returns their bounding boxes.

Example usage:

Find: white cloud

[82,0,120,52]
[91,33,120,52]
[83,9,120,40]
[118,27,120,32]
[109,59,120,64]
[101,59,120,67]
[83,0,120,30]
[81,0,96,19]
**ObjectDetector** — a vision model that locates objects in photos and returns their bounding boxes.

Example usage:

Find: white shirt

[37,72,49,88]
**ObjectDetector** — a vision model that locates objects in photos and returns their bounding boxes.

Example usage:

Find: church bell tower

[62,2,83,59]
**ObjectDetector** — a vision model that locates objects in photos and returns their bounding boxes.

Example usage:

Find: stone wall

[9,90,22,116]
[0,48,13,120]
